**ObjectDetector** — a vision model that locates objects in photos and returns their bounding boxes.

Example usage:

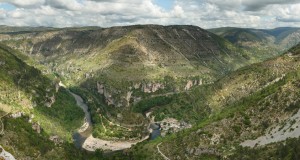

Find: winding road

[157,142,170,160]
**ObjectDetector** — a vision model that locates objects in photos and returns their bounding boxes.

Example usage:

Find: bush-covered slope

[0,111,93,160]
[126,43,300,159]
[0,44,90,159]
[0,44,84,139]
[1,25,252,85]
[0,25,256,140]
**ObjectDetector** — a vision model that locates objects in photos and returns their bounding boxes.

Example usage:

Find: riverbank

[67,86,151,152]
[83,135,149,151]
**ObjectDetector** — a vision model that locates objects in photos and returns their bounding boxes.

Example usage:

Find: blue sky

[0,3,16,11]
[153,0,174,11]
[0,0,300,28]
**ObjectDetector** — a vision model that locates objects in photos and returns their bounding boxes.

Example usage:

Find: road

[157,142,170,160]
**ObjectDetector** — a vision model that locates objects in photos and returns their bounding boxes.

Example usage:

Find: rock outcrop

[184,80,193,91]
[126,91,133,107]
[142,82,164,93]
[0,61,5,66]
[184,79,203,91]
[32,122,41,134]
[45,95,55,108]
[10,112,23,118]
[0,145,16,160]
[49,135,63,145]
[97,82,104,94]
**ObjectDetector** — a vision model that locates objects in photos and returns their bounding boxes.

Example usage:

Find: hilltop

[209,27,300,60]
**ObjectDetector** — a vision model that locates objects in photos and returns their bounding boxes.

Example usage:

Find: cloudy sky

[0,0,300,29]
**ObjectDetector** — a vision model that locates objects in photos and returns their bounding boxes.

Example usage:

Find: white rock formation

[241,108,300,147]
[0,145,15,160]
[184,80,193,90]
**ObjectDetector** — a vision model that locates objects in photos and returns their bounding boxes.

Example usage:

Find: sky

[0,0,300,29]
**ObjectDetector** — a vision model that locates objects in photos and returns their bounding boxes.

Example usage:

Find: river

[68,89,151,152]
[69,92,93,148]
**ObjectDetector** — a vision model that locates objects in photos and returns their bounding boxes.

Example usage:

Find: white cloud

[0,0,299,28]
[242,0,300,11]
[45,0,82,10]
[0,9,6,19]
[172,5,184,18]
[203,0,300,11]
[206,0,241,10]
[272,4,300,22]
[0,0,45,8]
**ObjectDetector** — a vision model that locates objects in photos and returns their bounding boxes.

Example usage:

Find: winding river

[70,92,93,148]
[68,89,150,151]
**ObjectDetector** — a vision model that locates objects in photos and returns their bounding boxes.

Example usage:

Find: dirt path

[157,142,170,160]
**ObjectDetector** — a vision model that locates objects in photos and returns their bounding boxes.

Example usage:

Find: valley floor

[83,135,149,151]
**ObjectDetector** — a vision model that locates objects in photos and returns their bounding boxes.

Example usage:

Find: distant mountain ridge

[209,27,300,60]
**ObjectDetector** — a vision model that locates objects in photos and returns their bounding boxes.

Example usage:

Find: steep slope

[0,44,91,159]
[209,27,300,60]
[1,25,250,84]
[0,25,254,142]
[0,110,98,160]
[127,43,300,159]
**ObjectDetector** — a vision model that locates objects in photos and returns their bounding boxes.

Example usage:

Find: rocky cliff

[0,25,255,110]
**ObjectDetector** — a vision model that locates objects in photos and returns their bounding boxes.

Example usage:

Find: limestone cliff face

[103,87,114,106]
[126,91,133,107]
[141,82,165,93]
[97,78,204,107]
[134,83,141,89]
[184,80,193,91]
[96,81,166,107]
[97,82,104,94]
[0,26,253,108]
[184,79,203,91]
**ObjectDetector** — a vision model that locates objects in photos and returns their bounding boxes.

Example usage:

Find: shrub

[132,96,173,113]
